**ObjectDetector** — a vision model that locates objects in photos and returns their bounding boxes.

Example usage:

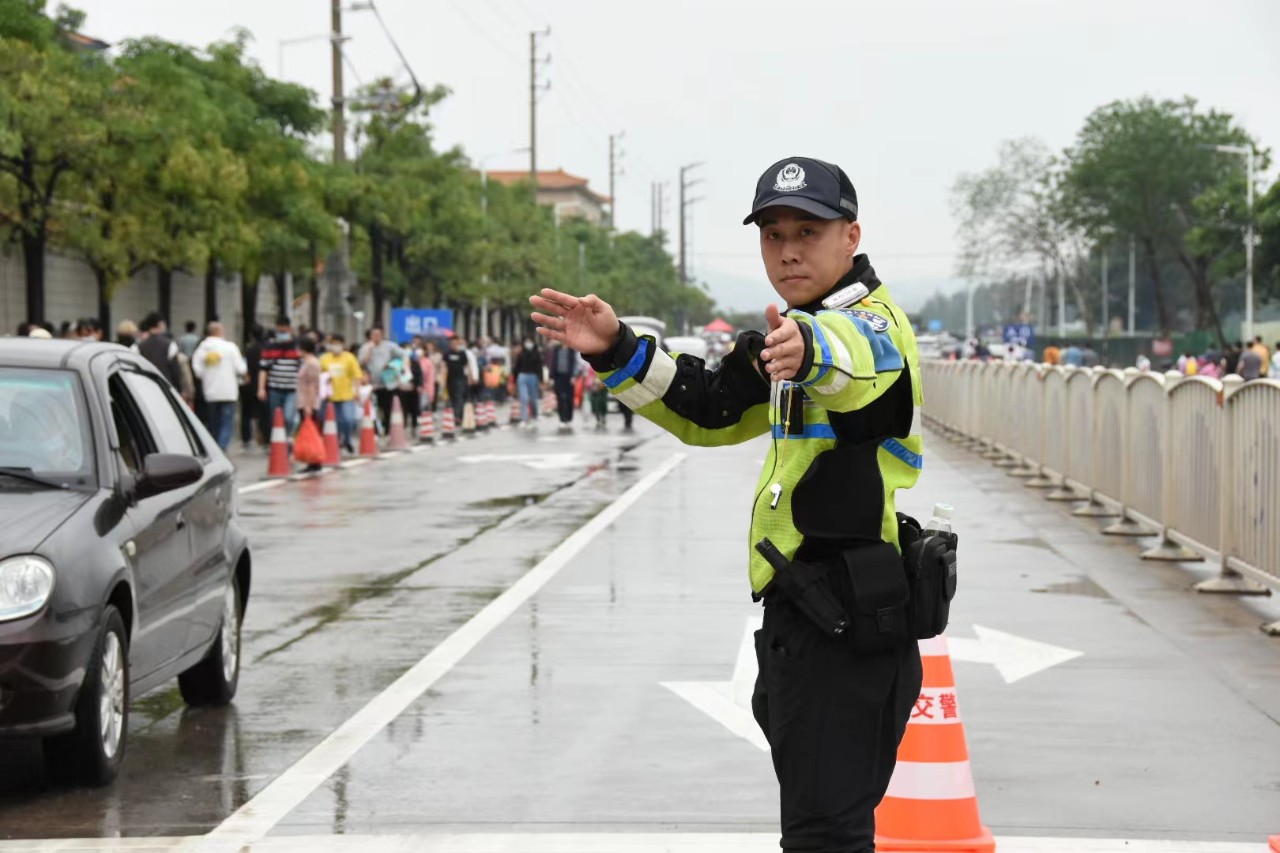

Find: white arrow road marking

[662,621,1083,750]
[460,453,584,470]
[948,625,1083,684]
[661,615,769,752]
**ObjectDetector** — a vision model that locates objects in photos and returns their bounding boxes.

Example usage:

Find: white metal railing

[920,361,1280,623]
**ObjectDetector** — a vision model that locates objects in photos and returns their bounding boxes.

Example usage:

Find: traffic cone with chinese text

[322,402,341,467]
[1269,835,1279,852]
[875,635,995,853]
[418,410,435,443]
[509,398,521,426]
[358,398,378,457]
[266,408,291,479]
[441,404,455,439]
[387,396,410,451]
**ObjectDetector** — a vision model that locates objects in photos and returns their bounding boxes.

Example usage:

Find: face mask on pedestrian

[328,343,343,354]
[523,339,533,349]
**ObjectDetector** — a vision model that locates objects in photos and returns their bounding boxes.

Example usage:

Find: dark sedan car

[0,339,250,785]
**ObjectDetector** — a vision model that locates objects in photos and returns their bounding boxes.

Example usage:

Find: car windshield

[0,368,95,487]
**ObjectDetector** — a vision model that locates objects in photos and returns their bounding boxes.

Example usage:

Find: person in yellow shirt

[1251,336,1271,378]
[321,333,364,451]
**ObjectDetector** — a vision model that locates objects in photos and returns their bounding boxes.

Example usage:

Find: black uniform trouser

[752,599,922,853]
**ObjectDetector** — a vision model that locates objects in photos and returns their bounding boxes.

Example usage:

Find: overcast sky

[72,0,1280,312]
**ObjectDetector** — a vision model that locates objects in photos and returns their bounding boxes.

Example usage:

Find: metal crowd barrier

[919,360,1280,634]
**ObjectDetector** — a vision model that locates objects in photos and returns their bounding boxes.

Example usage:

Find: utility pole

[679,163,704,285]
[608,131,624,230]
[1057,266,1065,338]
[529,28,551,205]
[649,182,656,235]
[1128,234,1136,336]
[657,182,666,235]
[1101,243,1109,337]
[331,0,345,164]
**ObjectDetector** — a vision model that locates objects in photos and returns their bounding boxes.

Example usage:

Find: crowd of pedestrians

[11,315,633,456]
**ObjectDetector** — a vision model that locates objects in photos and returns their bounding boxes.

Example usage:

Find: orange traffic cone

[266,407,291,479]
[487,400,498,429]
[542,390,555,415]
[387,396,410,451]
[1269,835,1279,852]
[509,398,521,426]
[418,410,435,443]
[322,402,341,467]
[441,404,456,439]
[875,636,995,853]
[358,398,378,457]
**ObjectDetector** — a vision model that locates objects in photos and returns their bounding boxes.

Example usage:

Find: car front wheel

[178,576,241,706]
[44,605,129,786]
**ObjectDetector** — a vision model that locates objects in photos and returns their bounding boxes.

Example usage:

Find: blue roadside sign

[1003,323,1035,347]
[391,308,453,342]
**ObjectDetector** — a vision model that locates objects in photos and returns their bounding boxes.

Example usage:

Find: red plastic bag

[294,414,326,465]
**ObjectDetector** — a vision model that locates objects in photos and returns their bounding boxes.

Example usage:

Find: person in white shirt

[192,322,248,450]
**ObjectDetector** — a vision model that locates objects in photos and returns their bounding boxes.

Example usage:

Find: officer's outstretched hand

[760,304,804,382]
[529,288,621,356]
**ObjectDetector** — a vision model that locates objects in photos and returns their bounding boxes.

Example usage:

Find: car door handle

[175,513,187,531]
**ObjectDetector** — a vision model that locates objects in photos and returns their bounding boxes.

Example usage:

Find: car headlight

[0,556,55,622]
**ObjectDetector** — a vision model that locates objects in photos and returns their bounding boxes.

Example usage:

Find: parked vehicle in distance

[0,340,251,786]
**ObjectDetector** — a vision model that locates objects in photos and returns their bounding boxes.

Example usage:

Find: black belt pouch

[835,542,912,653]
[898,513,959,640]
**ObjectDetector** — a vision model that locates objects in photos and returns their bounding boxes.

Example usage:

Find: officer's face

[758,208,861,307]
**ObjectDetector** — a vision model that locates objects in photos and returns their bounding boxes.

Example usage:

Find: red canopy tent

[704,317,734,334]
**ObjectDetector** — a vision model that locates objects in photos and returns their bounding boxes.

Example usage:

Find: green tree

[1061,96,1261,342]
[951,138,1094,335]
[0,33,108,322]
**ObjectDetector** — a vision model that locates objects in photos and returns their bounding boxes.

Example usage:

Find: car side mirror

[135,453,202,500]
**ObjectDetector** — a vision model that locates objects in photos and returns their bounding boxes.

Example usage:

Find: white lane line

[237,480,285,495]
[0,834,1262,852]
[200,452,688,850]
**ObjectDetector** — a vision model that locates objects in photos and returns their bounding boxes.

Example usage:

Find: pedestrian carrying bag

[897,513,958,639]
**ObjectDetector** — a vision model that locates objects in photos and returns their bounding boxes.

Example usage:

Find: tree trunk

[308,242,320,333]
[204,258,218,325]
[21,230,45,324]
[274,271,288,324]
[1141,237,1171,335]
[1064,261,1095,338]
[1177,251,1226,348]
[242,276,259,346]
[157,266,173,326]
[369,223,386,327]
[95,267,111,335]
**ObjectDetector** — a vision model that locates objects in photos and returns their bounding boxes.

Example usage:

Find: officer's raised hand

[760,303,804,382]
[529,288,620,356]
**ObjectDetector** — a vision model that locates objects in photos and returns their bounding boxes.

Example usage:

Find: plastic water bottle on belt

[923,503,953,537]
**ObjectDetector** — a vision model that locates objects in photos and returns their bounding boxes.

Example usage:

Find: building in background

[484,169,611,226]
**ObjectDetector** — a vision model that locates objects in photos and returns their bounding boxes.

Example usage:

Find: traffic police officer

[529,156,924,853]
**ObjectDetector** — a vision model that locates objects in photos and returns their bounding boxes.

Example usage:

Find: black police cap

[742,157,858,225]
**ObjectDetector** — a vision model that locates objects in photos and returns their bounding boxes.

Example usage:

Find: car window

[120,371,198,456]
[108,376,147,474]
[165,383,209,459]
[0,367,94,483]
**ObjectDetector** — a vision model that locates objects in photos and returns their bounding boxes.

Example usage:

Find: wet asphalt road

[0,410,1277,846]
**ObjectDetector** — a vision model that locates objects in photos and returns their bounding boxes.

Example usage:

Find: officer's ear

[845,220,862,257]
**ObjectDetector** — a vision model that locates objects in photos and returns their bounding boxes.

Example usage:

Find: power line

[441,0,524,65]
